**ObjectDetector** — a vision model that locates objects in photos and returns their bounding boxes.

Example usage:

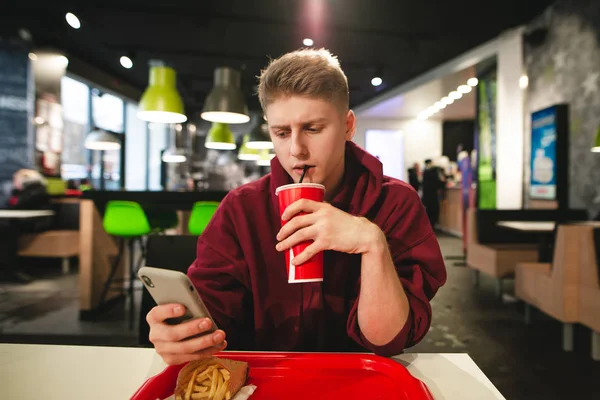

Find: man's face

[266,96,355,190]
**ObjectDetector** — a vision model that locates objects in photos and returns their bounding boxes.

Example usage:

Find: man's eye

[275,131,288,138]
[306,128,320,133]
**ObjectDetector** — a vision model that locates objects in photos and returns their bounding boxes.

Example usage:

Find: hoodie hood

[269,141,385,217]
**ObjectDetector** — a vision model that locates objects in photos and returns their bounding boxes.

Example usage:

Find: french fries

[175,359,243,400]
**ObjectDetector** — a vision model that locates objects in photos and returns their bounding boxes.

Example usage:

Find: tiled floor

[1,235,599,399]
[0,261,139,346]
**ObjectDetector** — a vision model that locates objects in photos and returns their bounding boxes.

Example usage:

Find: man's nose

[290,131,309,159]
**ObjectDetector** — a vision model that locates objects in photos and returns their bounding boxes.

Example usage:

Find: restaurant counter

[439,187,463,237]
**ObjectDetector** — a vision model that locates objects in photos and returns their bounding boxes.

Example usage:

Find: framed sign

[529,104,569,208]
[530,107,558,199]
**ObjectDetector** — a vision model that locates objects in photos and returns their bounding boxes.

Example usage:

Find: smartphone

[138,266,218,331]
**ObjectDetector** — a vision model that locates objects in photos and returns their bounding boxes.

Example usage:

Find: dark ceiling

[2,0,554,116]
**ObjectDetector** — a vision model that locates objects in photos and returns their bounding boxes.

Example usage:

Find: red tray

[131,352,434,400]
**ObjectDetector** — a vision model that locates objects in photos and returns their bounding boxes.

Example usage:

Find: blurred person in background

[1,169,51,282]
[421,159,445,230]
[7,169,50,210]
[407,162,421,193]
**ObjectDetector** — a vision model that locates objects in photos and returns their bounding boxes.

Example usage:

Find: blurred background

[1,1,600,399]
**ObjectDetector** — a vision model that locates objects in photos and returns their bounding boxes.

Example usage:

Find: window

[125,103,148,190]
[60,76,89,179]
[92,91,124,132]
[148,123,168,190]
[365,130,405,181]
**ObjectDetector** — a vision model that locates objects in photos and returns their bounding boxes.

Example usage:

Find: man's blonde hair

[257,48,349,114]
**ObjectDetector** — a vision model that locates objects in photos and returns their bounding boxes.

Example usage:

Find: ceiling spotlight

[437,101,446,109]
[28,52,37,61]
[468,77,479,87]
[428,106,437,113]
[188,124,197,133]
[449,91,462,100]
[303,38,314,46]
[65,12,81,30]
[371,77,383,87]
[458,85,472,94]
[175,124,183,132]
[120,56,133,69]
[418,112,429,120]
[519,75,529,89]
[441,96,453,105]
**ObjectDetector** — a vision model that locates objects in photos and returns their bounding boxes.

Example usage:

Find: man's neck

[323,158,346,202]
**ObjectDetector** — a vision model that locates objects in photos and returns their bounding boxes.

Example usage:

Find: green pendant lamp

[238,134,260,160]
[201,67,250,124]
[138,61,187,124]
[592,125,600,153]
[246,122,273,149]
[205,122,236,150]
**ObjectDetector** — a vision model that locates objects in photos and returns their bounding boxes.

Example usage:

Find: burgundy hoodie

[188,141,447,357]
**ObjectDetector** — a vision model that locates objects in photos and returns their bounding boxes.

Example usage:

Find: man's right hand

[147,304,228,365]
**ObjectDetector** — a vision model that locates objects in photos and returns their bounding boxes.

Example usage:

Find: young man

[147,49,447,365]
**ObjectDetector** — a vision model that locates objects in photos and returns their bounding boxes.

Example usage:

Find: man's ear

[345,110,356,141]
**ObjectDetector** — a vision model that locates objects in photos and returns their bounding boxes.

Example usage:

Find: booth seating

[466,208,588,298]
[515,225,582,352]
[466,209,537,298]
[17,199,80,274]
[577,226,600,360]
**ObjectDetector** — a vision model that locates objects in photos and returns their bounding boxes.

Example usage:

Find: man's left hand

[275,199,384,265]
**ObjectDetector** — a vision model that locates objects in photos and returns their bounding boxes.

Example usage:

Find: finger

[150,317,214,343]
[276,226,318,252]
[155,329,227,355]
[161,340,228,366]
[292,242,323,266]
[146,304,185,325]
[281,199,322,221]
[276,213,316,241]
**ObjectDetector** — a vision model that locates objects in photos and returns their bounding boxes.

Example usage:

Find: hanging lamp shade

[84,128,121,150]
[205,122,236,150]
[246,122,273,149]
[138,63,187,124]
[201,67,250,124]
[592,126,600,153]
[238,134,260,161]
[162,147,187,163]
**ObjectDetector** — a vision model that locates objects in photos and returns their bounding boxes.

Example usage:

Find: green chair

[100,201,151,329]
[188,201,220,235]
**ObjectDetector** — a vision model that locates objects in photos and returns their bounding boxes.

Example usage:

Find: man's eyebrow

[269,118,328,130]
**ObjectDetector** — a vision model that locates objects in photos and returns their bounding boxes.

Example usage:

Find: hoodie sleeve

[347,186,447,357]
[187,193,255,350]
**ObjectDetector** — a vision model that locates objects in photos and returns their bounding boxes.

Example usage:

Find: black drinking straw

[299,165,309,183]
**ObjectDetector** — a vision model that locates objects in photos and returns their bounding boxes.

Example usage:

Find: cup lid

[275,183,326,195]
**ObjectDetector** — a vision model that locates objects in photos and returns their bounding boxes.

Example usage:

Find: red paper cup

[275,183,325,283]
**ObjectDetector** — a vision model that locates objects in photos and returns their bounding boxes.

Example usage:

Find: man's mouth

[293,165,315,175]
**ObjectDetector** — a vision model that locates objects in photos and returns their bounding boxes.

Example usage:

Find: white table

[0,210,55,219]
[497,221,555,232]
[0,344,505,400]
